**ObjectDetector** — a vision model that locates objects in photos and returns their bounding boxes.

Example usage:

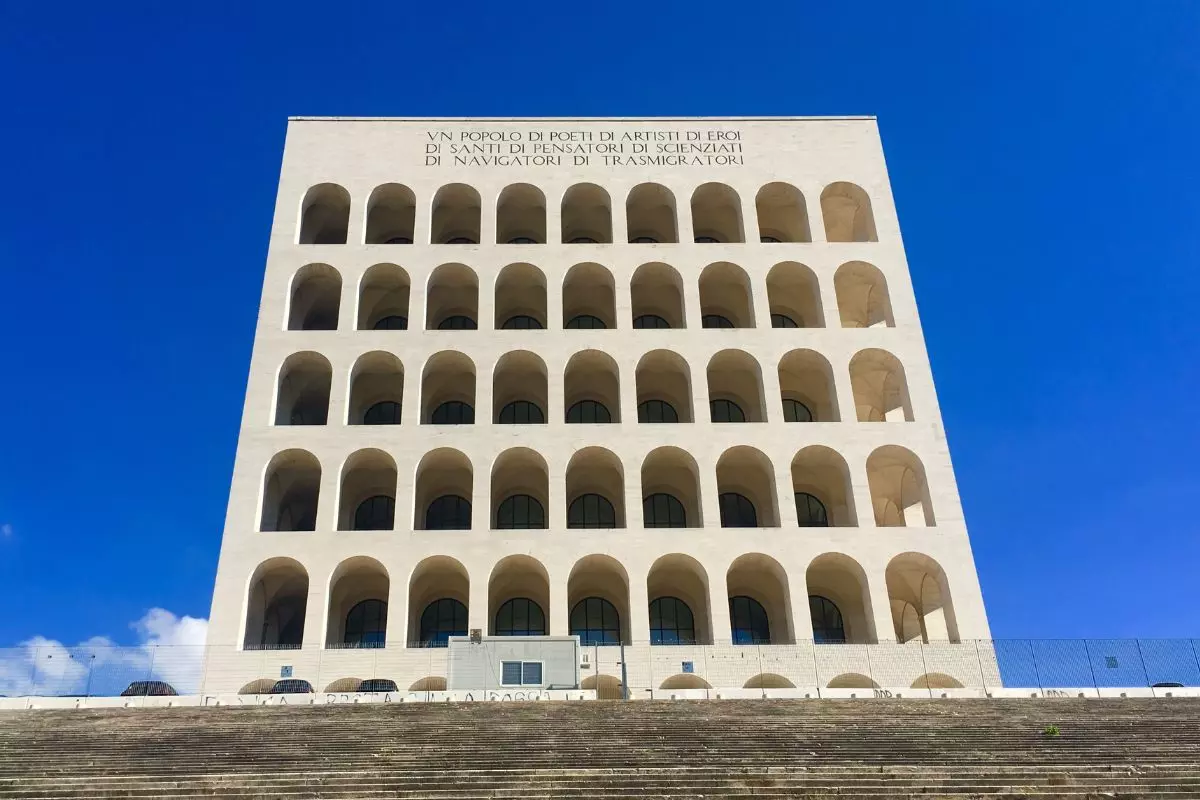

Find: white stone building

[203,116,993,697]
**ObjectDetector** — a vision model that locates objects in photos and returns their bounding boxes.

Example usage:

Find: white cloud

[0,523,12,538]
[0,609,208,697]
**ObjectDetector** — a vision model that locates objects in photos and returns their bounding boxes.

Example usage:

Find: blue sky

[0,1,1197,647]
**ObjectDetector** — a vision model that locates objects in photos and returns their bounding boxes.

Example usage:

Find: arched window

[373,315,408,330]
[507,236,538,245]
[502,315,543,330]
[710,399,746,423]
[419,598,468,647]
[494,597,546,636]
[729,596,770,645]
[385,236,412,244]
[566,400,611,424]
[570,236,598,244]
[570,597,620,645]
[649,596,696,645]
[344,599,387,648]
[643,493,686,528]
[637,399,679,423]
[425,494,471,530]
[782,398,813,422]
[363,401,401,425]
[771,313,799,328]
[810,595,846,643]
[495,494,546,529]
[438,315,477,330]
[497,400,545,424]
[631,236,658,244]
[445,237,477,244]
[794,492,829,527]
[567,493,616,528]
[430,401,474,425]
[353,496,394,531]
[760,235,781,243]
[566,314,607,330]
[694,236,720,243]
[633,314,671,329]
[702,314,735,329]
[718,492,758,527]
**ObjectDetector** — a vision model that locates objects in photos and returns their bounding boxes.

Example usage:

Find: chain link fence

[1,639,1198,699]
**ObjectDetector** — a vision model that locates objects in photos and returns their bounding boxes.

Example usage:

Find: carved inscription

[423,129,745,168]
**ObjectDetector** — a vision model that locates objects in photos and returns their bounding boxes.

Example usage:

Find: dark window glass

[718,492,758,527]
[353,495,395,530]
[497,400,545,424]
[568,493,617,529]
[649,596,696,645]
[782,398,813,423]
[495,494,546,529]
[501,661,522,684]
[502,315,543,330]
[795,492,829,527]
[301,311,337,331]
[359,678,398,692]
[570,597,621,646]
[771,313,799,328]
[760,235,781,243]
[344,599,387,648]
[631,236,658,244]
[566,400,611,424]
[419,598,467,647]
[430,401,474,425]
[694,236,720,243]
[363,401,401,425]
[372,314,408,330]
[729,596,770,645]
[425,494,471,530]
[643,493,686,528]
[566,314,607,330]
[507,236,538,244]
[437,315,477,330]
[384,236,412,244]
[710,399,746,423]
[633,314,671,329]
[445,237,476,244]
[494,597,546,636]
[638,399,679,423]
[522,662,543,684]
[810,595,846,644]
[702,314,734,329]
[569,236,598,244]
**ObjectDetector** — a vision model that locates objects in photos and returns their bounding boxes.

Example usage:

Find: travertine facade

[203,116,991,695]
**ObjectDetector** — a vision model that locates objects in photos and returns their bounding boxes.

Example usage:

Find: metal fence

[1,639,1198,699]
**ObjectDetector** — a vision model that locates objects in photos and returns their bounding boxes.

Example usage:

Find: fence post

[920,640,931,698]
[1030,640,1043,694]
[1083,639,1098,691]
[1135,639,1150,688]
[975,639,988,695]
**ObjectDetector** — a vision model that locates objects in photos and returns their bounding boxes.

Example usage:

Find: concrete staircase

[1,698,1199,798]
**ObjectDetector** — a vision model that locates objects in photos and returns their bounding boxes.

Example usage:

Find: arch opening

[421,351,476,425]
[867,445,934,527]
[699,262,755,328]
[756,182,811,243]
[260,449,321,532]
[497,183,546,244]
[766,262,823,329]
[791,446,855,527]
[494,262,547,330]
[566,447,625,528]
[326,557,389,648]
[887,552,958,643]
[569,555,631,645]
[426,263,478,330]
[489,555,550,636]
[491,448,549,530]
[564,350,620,424]
[626,183,678,243]
[275,352,331,426]
[299,184,350,245]
[707,350,766,423]
[288,264,341,331]
[563,263,616,330]
[431,183,481,244]
[636,350,693,424]
[630,262,685,329]
[641,446,701,528]
[414,448,473,531]
[821,182,877,242]
[835,261,893,328]
[850,348,912,422]
[357,263,410,330]
[647,554,711,645]
[348,351,404,425]
[493,350,548,425]
[778,349,838,423]
[728,553,793,644]
[561,183,613,243]
[338,449,397,531]
[690,182,744,243]
[244,557,308,649]
[716,446,778,527]
[365,184,416,244]
[807,553,876,644]
[408,556,469,647]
